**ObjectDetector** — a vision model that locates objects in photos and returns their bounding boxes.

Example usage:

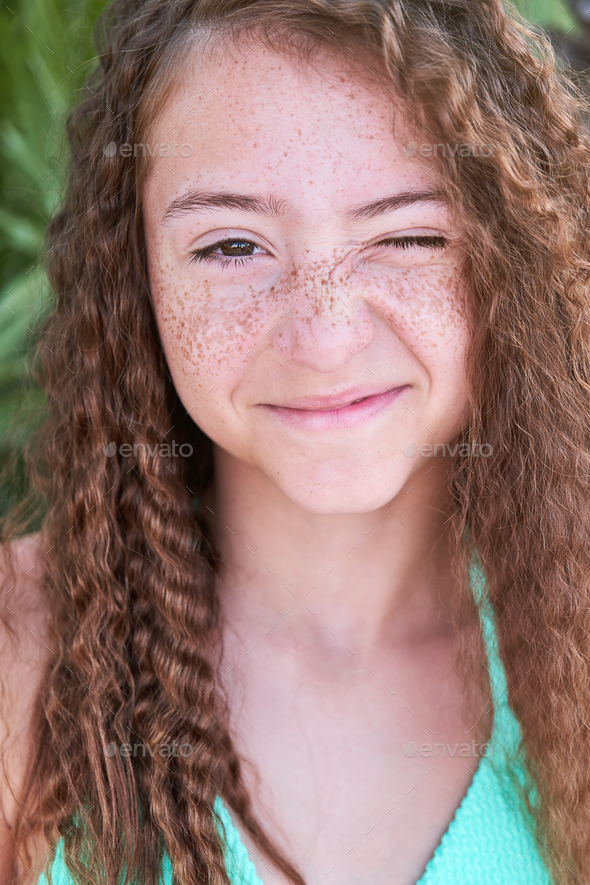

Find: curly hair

[2,1,590,884]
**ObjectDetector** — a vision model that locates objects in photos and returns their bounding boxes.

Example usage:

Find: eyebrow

[162,189,446,225]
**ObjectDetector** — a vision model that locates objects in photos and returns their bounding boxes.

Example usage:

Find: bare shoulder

[0,532,51,670]
[0,533,53,878]
[0,530,52,726]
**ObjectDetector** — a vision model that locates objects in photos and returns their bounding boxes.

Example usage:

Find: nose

[270,266,375,374]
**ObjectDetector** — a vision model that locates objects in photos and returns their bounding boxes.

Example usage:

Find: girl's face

[142,39,471,514]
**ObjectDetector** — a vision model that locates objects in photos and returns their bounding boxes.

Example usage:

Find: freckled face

[142,39,471,514]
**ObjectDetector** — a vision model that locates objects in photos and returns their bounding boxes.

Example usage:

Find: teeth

[350,397,366,405]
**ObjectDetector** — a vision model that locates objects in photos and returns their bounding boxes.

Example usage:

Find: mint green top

[38,559,552,885]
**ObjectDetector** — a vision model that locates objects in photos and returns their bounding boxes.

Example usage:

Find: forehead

[142,37,440,218]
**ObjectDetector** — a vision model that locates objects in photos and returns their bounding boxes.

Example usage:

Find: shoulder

[0,532,51,681]
[0,533,52,878]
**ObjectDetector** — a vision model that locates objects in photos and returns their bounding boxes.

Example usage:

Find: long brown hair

[2,1,590,883]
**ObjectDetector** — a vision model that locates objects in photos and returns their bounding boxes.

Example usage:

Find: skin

[142,36,487,885]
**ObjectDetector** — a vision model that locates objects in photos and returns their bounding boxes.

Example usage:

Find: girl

[2,1,590,884]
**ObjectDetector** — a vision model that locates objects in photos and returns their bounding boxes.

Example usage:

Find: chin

[275,471,406,516]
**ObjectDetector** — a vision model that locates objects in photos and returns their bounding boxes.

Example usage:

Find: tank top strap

[467,553,522,757]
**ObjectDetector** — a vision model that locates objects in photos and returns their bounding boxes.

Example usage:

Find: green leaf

[0,0,110,517]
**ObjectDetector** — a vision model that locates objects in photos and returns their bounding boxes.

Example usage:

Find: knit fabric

[415,558,552,884]
[37,797,261,885]
[37,559,552,885]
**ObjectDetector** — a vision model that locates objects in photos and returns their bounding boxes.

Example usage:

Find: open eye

[187,238,265,268]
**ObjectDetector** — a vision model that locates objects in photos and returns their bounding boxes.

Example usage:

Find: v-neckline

[219,737,494,885]
[413,740,492,883]
[220,555,508,885]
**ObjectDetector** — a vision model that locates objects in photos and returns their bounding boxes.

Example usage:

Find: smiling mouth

[265,387,404,412]
[258,387,408,432]
[294,394,380,412]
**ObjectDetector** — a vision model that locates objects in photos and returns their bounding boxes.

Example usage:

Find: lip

[260,385,408,430]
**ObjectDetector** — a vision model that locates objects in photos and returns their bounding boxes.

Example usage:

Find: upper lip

[263,385,406,411]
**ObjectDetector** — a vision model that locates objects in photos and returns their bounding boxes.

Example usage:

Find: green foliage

[512,0,582,35]
[0,0,108,519]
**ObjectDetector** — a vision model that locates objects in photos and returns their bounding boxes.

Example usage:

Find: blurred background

[0,0,589,521]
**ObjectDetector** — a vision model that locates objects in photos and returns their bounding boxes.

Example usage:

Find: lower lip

[261,387,408,430]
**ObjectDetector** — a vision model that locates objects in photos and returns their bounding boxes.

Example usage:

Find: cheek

[372,263,470,369]
[149,259,281,385]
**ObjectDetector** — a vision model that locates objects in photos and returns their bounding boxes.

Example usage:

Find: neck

[208,446,458,658]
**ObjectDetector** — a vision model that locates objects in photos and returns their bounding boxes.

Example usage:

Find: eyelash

[186,234,447,268]
[187,239,263,268]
